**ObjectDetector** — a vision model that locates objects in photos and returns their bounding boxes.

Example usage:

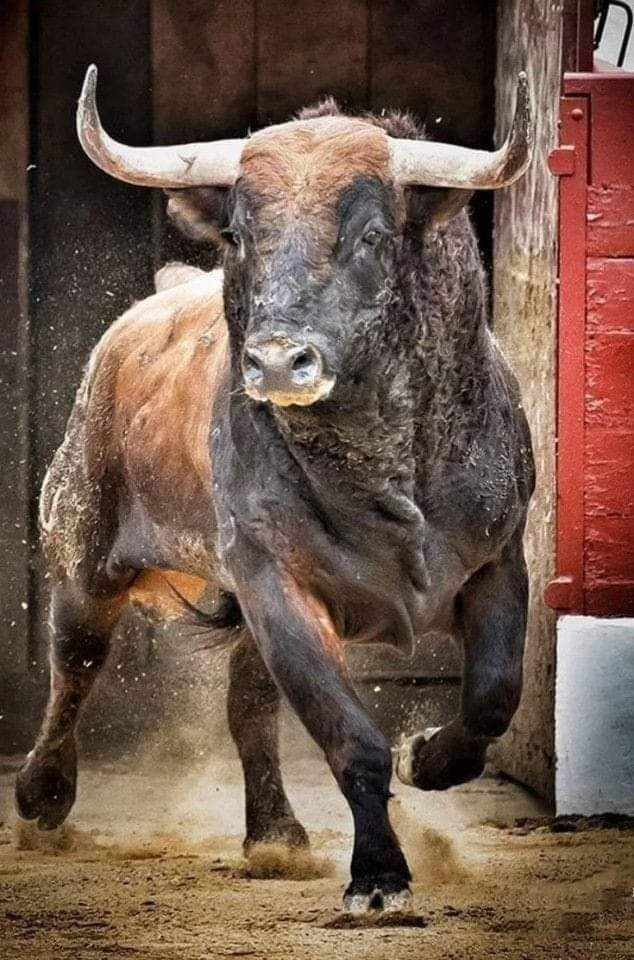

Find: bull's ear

[405,187,473,231]
[164,187,231,245]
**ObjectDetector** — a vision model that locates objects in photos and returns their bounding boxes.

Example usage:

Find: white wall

[556,616,634,816]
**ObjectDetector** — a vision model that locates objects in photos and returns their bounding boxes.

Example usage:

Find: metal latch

[548,146,576,177]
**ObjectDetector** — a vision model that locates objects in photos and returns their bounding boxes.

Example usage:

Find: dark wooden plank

[562,0,594,73]
[0,0,28,203]
[369,0,495,148]
[256,0,369,123]
[152,0,257,142]
[0,1,30,689]
[28,1,155,658]
[30,0,155,479]
[0,203,30,682]
[152,0,257,268]
[368,0,496,266]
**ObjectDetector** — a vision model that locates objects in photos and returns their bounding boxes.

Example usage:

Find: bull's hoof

[243,814,309,853]
[15,743,77,830]
[343,877,412,916]
[396,727,487,791]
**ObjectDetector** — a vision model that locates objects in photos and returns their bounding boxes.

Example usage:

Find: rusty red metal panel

[564,75,634,183]
[585,584,634,617]
[585,428,634,517]
[548,73,634,616]
[586,517,634,582]
[587,186,634,257]
[587,258,634,332]
[547,95,589,612]
[586,332,634,429]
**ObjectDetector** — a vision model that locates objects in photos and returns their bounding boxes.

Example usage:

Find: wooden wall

[0,1,33,739]
[151,0,496,264]
[492,0,562,803]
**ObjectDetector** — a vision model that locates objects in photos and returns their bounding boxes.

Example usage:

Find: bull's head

[77,66,532,408]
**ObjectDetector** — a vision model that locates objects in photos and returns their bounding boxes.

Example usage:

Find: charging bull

[16,66,534,915]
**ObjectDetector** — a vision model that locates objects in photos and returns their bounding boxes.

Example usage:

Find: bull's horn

[77,65,243,187]
[388,72,533,189]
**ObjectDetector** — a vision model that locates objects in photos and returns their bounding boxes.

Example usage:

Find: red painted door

[547,73,634,616]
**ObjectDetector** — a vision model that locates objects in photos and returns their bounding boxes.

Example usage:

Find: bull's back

[41,270,228,599]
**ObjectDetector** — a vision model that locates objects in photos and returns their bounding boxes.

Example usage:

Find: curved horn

[77,65,243,187]
[388,72,533,189]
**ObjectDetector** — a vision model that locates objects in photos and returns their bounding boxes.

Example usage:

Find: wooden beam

[492,0,563,804]
[0,1,30,687]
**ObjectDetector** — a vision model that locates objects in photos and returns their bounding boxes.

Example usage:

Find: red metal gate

[546,73,634,616]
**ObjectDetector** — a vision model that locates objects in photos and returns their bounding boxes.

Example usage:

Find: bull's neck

[271,367,417,497]
[227,218,490,497]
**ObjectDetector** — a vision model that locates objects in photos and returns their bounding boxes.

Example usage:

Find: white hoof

[382,889,414,914]
[342,893,373,915]
[396,733,422,786]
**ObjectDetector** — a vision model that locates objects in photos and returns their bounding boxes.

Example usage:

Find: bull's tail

[168,584,245,651]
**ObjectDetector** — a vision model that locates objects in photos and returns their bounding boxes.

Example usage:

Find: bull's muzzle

[242,336,334,407]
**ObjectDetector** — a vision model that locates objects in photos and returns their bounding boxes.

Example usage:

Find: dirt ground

[0,754,632,960]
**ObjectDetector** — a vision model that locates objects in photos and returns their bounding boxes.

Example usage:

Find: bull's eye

[362,229,382,247]
[221,227,240,247]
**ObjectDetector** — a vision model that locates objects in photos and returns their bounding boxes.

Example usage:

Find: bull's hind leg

[228,631,308,851]
[15,582,125,829]
[397,535,528,791]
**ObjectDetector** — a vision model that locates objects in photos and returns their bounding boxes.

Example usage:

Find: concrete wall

[556,616,634,816]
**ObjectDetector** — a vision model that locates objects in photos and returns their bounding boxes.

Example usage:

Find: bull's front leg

[397,533,527,790]
[233,548,411,915]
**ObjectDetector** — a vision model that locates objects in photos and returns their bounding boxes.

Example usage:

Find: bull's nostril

[290,348,319,385]
[243,352,263,384]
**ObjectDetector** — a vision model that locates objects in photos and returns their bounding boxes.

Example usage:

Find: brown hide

[240,117,393,238]
[101,271,226,523]
[41,269,227,617]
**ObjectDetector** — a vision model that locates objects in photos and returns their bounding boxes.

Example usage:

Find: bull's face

[232,121,401,407]
[170,119,403,408]
[76,67,532,408]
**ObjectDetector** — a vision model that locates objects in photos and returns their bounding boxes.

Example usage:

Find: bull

[16,65,534,915]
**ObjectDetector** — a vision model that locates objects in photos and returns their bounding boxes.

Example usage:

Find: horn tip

[80,64,98,100]
[77,65,100,151]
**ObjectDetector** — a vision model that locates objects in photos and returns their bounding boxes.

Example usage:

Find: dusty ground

[0,755,632,960]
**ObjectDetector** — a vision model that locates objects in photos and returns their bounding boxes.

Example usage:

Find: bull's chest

[214,470,459,653]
